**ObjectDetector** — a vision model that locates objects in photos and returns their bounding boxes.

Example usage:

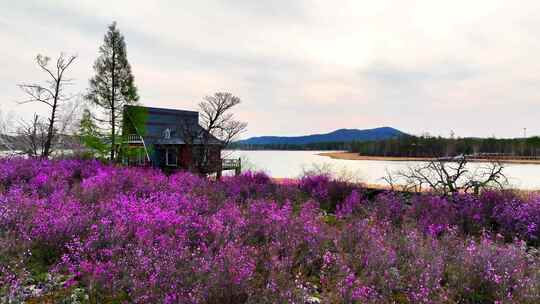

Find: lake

[226,150,540,190]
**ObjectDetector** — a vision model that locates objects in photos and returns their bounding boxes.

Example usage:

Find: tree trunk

[42,79,60,158]
[110,45,116,161]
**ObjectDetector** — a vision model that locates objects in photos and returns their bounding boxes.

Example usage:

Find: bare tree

[18,53,77,158]
[181,92,247,173]
[0,108,16,153]
[16,114,48,157]
[54,99,84,154]
[386,156,507,195]
[199,92,248,146]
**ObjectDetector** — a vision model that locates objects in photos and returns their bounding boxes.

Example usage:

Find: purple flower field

[1,159,540,303]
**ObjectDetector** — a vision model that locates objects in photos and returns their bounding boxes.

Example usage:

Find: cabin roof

[133,105,199,116]
[123,105,222,145]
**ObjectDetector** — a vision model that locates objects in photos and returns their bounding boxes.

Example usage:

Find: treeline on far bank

[350,135,540,157]
[229,141,351,151]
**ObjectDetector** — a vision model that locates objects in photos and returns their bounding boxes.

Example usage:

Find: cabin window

[164,128,171,139]
[166,148,177,166]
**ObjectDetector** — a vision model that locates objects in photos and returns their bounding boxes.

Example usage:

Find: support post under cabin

[217,163,222,180]
[235,158,241,176]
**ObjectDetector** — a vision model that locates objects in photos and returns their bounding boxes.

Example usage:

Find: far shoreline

[317,152,540,165]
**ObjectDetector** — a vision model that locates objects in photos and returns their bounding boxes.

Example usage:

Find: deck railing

[125,134,143,143]
[222,158,241,169]
[122,134,150,162]
[222,158,242,175]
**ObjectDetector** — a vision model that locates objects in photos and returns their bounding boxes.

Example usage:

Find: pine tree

[87,22,139,161]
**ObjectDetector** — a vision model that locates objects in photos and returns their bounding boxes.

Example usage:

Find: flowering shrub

[1,158,540,303]
[299,174,357,212]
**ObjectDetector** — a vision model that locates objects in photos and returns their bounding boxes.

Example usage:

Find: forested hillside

[350,135,540,157]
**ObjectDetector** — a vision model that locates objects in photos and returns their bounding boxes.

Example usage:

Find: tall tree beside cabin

[181,92,247,173]
[18,54,77,158]
[86,21,139,161]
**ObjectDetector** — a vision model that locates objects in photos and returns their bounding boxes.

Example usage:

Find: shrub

[0,158,539,303]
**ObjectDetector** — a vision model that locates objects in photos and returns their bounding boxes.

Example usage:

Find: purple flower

[1,158,539,303]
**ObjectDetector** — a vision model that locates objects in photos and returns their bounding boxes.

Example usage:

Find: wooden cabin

[119,105,240,176]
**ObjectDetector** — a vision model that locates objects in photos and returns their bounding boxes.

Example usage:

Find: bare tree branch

[16,114,48,157]
[385,155,507,196]
[17,53,78,158]
[180,92,247,174]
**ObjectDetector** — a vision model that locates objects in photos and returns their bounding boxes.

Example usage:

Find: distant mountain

[237,127,406,145]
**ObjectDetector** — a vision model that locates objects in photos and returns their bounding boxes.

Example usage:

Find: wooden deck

[220,158,242,177]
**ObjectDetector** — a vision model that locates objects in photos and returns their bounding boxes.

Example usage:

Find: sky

[1,0,540,139]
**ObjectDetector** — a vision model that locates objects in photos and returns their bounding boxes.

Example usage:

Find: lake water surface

[227,150,540,190]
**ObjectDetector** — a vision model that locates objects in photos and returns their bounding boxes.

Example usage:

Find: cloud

[360,62,478,85]
[2,0,540,138]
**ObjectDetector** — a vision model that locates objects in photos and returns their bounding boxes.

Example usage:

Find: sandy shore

[318,152,432,162]
[318,152,540,165]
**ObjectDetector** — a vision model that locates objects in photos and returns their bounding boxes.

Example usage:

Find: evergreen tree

[79,108,108,158]
[86,22,139,161]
